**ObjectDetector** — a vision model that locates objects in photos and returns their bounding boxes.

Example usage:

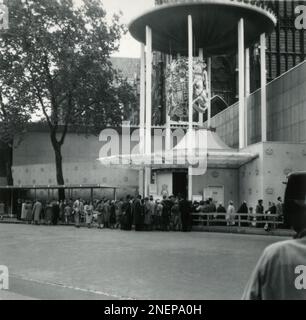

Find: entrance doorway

[173,172,188,198]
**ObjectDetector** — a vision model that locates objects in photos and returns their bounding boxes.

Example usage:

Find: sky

[75,0,155,58]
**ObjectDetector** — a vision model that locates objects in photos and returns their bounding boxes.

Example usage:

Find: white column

[238,18,245,149]
[140,43,146,155]
[245,48,250,147]
[145,26,152,197]
[188,15,193,132]
[165,54,171,151]
[139,43,146,197]
[260,33,267,142]
[145,26,152,155]
[188,15,193,201]
[198,48,204,125]
[207,57,212,128]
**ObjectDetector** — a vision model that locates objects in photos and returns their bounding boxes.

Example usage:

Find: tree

[1,0,134,198]
[0,107,31,186]
[0,44,33,185]
[117,75,138,125]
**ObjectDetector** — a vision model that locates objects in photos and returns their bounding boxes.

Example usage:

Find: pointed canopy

[98,129,258,170]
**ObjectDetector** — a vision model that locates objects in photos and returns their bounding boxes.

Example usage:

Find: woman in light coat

[21,201,27,220]
[32,200,42,225]
[84,201,94,228]
[226,201,236,226]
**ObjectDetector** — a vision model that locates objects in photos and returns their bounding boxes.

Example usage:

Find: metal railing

[192,212,284,229]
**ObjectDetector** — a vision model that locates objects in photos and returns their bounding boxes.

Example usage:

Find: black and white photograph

[0,0,306,305]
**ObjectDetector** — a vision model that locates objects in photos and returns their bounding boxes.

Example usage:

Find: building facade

[1,0,306,213]
[4,59,305,211]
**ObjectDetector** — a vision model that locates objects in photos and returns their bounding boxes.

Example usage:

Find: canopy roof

[129,0,277,56]
[98,129,258,170]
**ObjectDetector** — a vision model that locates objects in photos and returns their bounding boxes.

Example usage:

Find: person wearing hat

[242,172,306,300]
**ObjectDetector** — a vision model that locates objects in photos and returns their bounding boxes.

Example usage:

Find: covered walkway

[0,184,138,217]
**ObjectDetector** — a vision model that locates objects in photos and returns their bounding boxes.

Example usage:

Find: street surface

[0,224,288,300]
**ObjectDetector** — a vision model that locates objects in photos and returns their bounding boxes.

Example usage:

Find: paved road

[0,224,289,300]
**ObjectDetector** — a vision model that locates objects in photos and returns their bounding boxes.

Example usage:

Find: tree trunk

[4,144,14,186]
[51,135,65,200]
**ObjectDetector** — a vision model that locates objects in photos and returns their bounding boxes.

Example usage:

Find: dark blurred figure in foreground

[242,172,306,300]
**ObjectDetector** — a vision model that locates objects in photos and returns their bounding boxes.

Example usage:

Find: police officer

[242,172,306,300]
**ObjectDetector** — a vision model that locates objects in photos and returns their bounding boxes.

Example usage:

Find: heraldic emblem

[165,57,209,120]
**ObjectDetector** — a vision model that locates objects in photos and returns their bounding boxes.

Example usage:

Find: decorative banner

[165,57,209,120]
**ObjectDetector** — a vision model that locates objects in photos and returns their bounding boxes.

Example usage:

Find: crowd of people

[1,195,284,232]
[11,195,193,232]
[193,197,284,231]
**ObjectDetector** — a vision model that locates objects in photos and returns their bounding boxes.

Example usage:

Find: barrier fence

[192,212,284,229]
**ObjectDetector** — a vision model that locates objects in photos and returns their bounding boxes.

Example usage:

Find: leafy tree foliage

[0,0,136,195]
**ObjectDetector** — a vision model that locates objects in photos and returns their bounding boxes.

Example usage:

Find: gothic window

[287,30,294,52]
[280,29,286,52]
[279,1,285,17]
[281,55,287,74]
[288,55,294,69]
[271,54,278,78]
[295,32,301,53]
